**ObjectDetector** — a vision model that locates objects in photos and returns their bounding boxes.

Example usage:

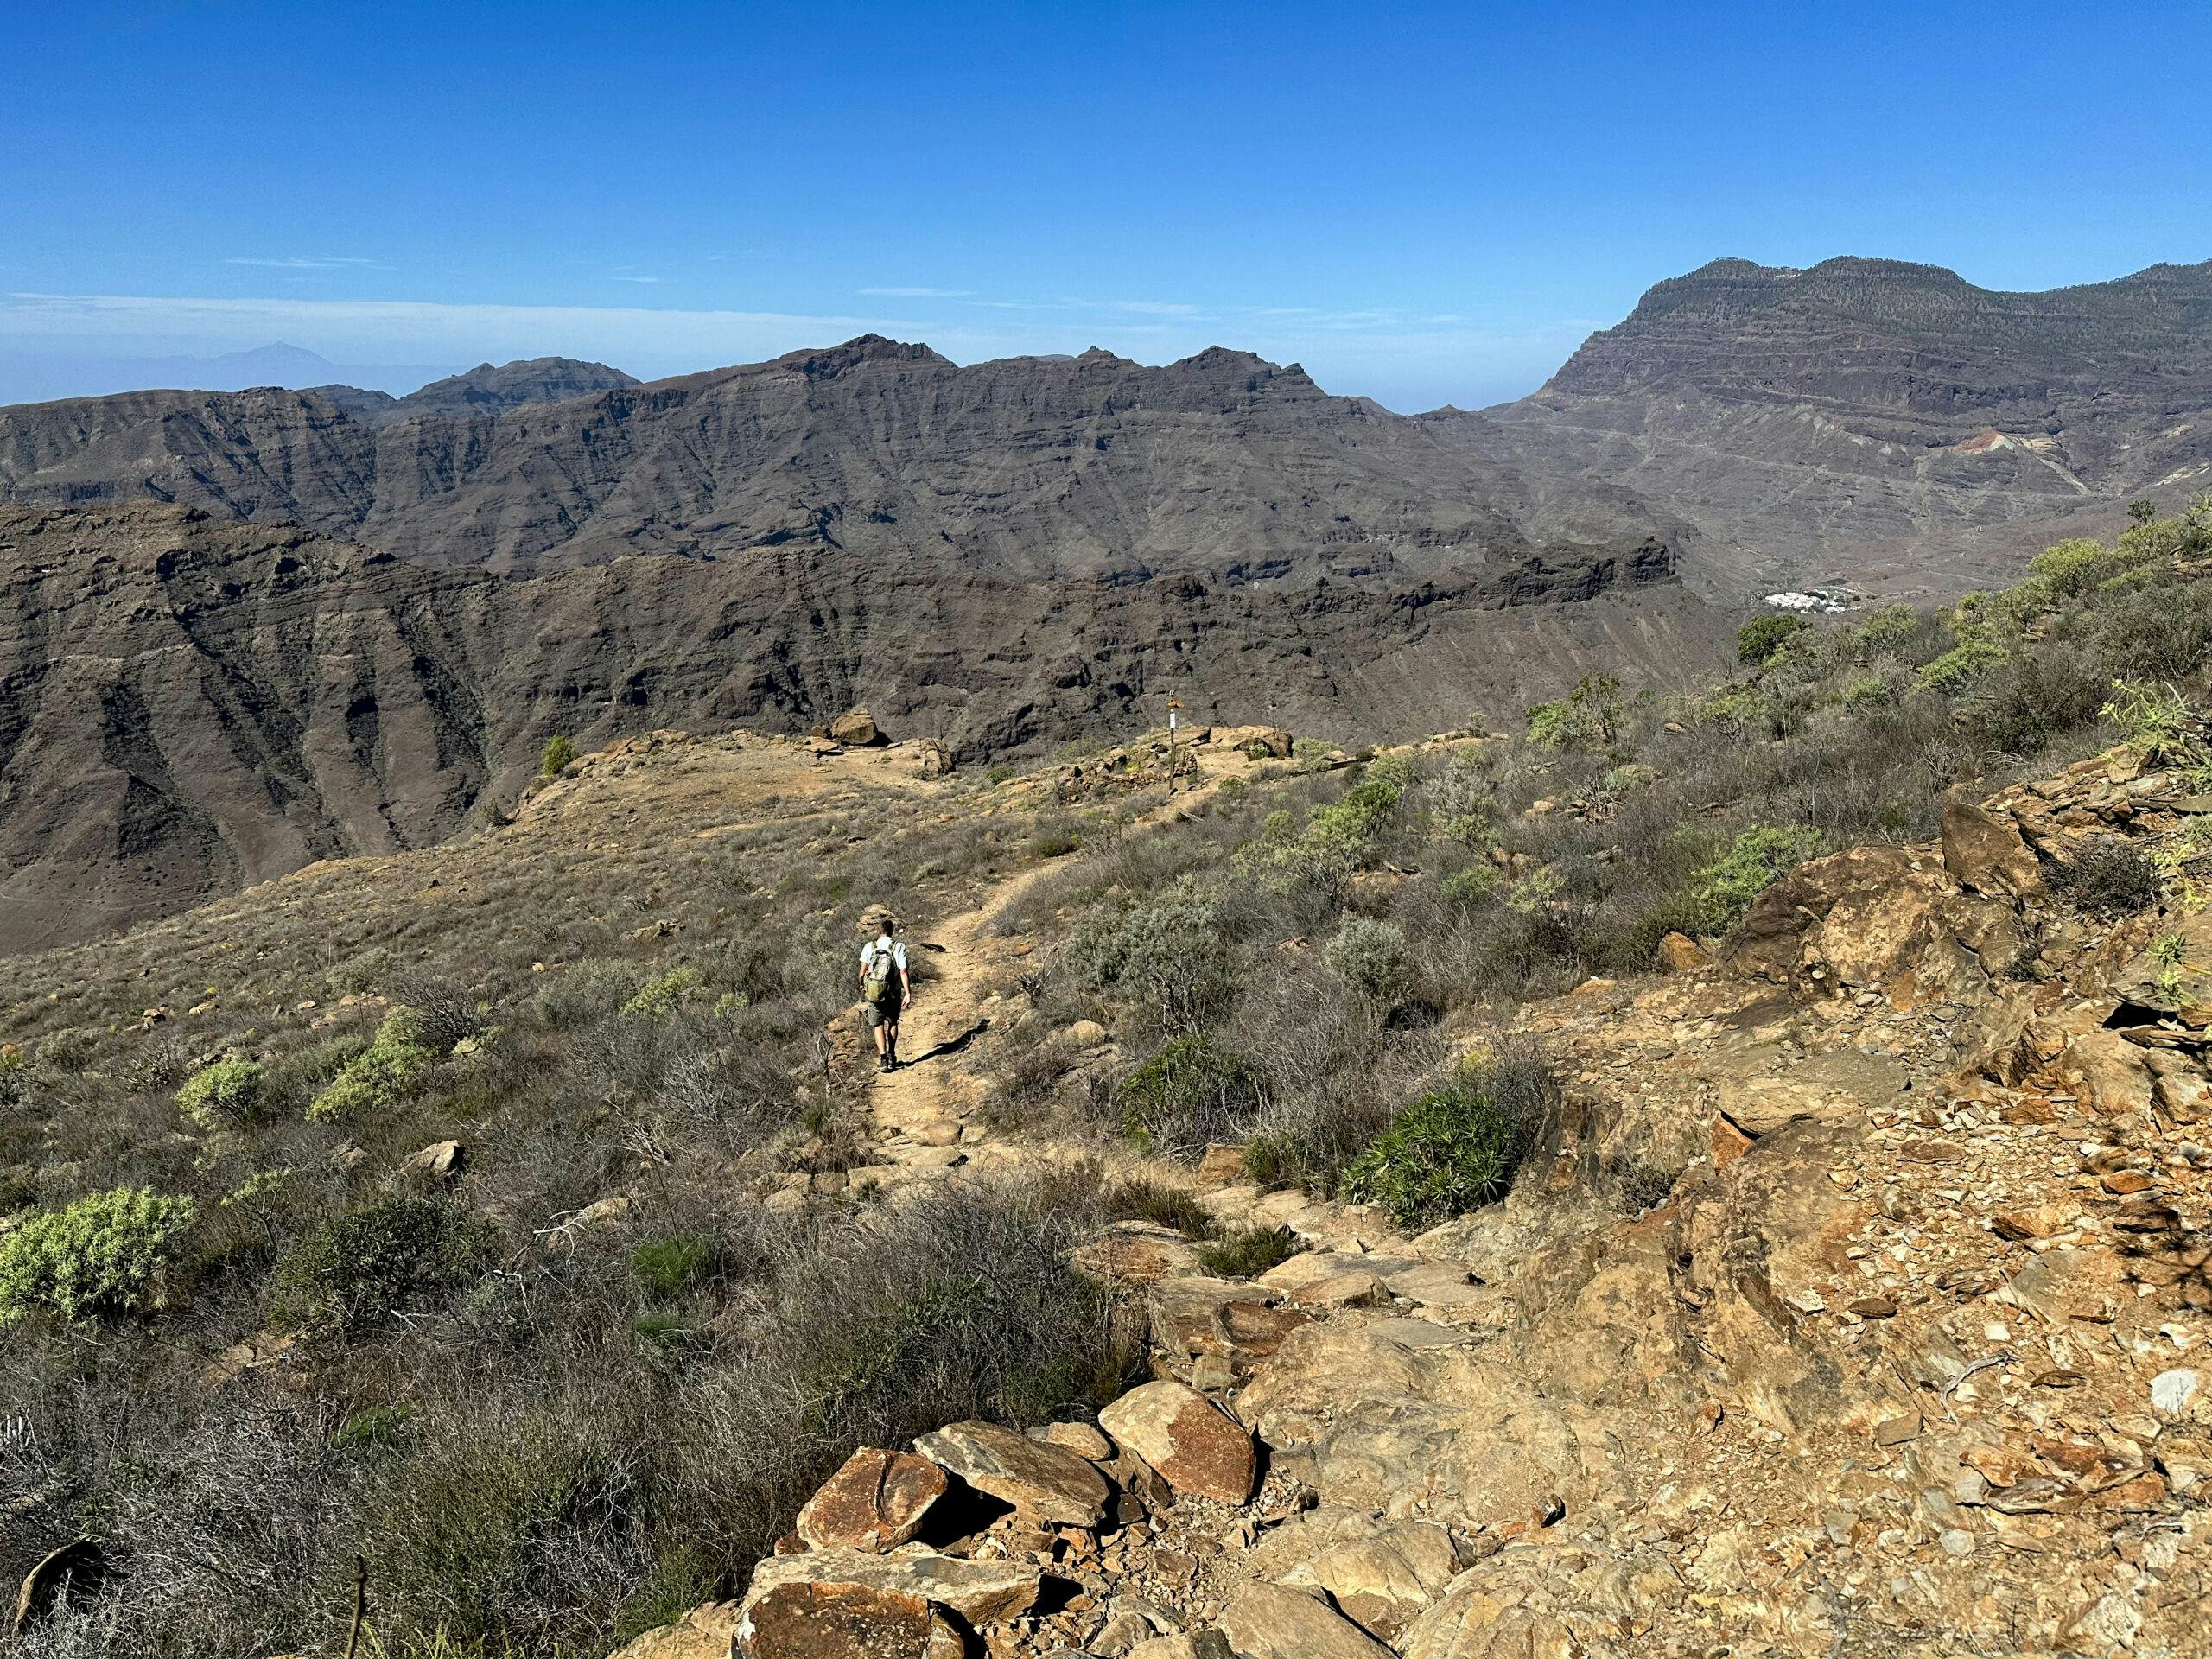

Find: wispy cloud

[857,285,972,299]
[1106,300,1200,317]
[224,256,385,270]
[612,275,666,284]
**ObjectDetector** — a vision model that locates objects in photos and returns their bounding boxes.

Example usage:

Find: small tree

[540,734,580,776]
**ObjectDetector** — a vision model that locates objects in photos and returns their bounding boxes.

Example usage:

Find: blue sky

[3,1,2207,410]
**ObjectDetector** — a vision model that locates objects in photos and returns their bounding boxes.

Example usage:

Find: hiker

[858,912,914,1071]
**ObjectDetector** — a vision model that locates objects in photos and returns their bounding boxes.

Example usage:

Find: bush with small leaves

[1738,613,1809,666]
[269,1195,499,1336]
[175,1057,264,1131]
[1842,674,1891,709]
[620,965,705,1022]
[1917,636,2007,692]
[307,1007,437,1123]
[1196,1226,1302,1278]
[1324,917,1410,1016]
[1524,673,1623,753]
[0,1186,196,1326]
[539,734,580,776]
[1098,1176,1215,1238]
[1688,824,1821,936]
[1064,886,1231,1033]
[1115,1033,1268,1157]
[1441,863,1502,908]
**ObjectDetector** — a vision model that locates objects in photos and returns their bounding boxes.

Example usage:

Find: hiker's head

[872,912,897,936]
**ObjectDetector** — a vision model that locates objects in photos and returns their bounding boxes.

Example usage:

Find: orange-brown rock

[796,1446,948,1552]
[735,1580,963,1659]
[1098,1380,1258,1503]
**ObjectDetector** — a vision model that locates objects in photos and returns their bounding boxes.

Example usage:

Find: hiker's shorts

[861,997,902,1028]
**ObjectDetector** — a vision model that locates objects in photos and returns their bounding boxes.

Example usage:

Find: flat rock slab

[1381,1261,1490,1310]
[1074,1222,1208,1286]
[797,1446,949,1552]
[736,1580,963,1658]
[1099,1380,1258,1503]
[1258,1252,1389,1307]
[744,1547,1041,1625]
[914,1420,1111,1526]
[1218,1582,1396,1659]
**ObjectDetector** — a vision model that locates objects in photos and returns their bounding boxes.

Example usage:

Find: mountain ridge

[1456,252,2212,596]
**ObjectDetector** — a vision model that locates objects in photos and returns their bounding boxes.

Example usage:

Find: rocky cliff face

[0,502,1712,952]
[1453,256,2212,597]
[0,335,1687,581]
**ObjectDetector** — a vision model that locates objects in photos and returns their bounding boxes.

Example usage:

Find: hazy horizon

[7,2,2207,410]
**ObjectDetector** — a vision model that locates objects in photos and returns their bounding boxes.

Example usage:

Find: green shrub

[1842,674,1891,709]
[336,1403,418,1452]
[175,1056,264,1130]
[539,734,580,776]
[1116,1034,1267,1157]
[1442,863,1503,908]
[1324,917,1410,1014]
[620,965,705,1022]
[270,1196,499,1335]
[0,1187,196,1325]
[1688,824,1821,935]
[1342,1063,1541,1227]
[631,1233,713,1299]
[1306,753,1413,853]
[1917,636,2007,692]
[361,1409,623,1646]
[1065,887,1230,1032]
[1524,673,1622,753]
[1232,808,1357,904]
[1196,1226,1301,1278]
[1738,613,1809,665]
[308,1007,437,1123]
[1031,825,1082,859]
[1850,604,1922,659]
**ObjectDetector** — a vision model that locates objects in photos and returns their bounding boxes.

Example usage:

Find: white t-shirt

[861,937,908,976]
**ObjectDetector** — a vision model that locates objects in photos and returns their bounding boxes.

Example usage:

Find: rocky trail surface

[632,742,2212,1659]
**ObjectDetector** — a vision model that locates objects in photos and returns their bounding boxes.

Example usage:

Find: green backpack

[864,942,900,1007]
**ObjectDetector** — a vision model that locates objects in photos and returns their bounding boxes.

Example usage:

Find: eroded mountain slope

[1454,256,2212,597]
[0,501,1714,952]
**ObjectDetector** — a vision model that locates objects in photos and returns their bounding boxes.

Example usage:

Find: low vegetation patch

[1341,1054,1551,1229]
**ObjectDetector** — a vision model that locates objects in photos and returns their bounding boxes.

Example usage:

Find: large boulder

[912,1420,1111,1526]
[1097,1381,1258,1503]
[735,1580,963,1658]
[1277,1519,1464,1641]
[830,709,884,747]
[1941,800,2044,902]
[797,1446,948,1552]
